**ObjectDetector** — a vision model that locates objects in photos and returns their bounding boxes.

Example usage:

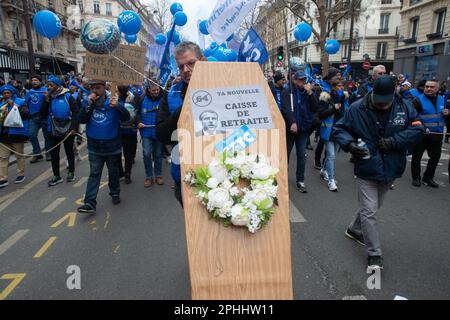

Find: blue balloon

[294,22,312,42]
[171,31,181,44]
[81,19,121,54]
[155,33,166,45]
[118,11,142,35]
[223,49,238,62]
[174,11,188,27]
[170,3,183,15]
[199,20,209,35]
[220,43,227,48]
[325,39,340,55]
[203,48,212,57]
[210,42,218,49]
[226,34,234,42]
[213,47,227,61]
[173,36,181,46]
[33,10,61,39]
[207,57,218,62]
[125,34,137,44]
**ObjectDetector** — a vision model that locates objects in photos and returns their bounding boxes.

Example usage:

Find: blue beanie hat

[47,75,63,87]
[0,84,18,96]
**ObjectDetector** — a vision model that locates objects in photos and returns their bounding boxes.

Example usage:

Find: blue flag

[238,28,268,65]
[159,23,176,86]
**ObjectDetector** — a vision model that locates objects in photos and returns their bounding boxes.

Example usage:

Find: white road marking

[42,197,66,213]
[0,229,29,255]
[342,295,367,300]
[290,200,306,223]
[73,177,88,188]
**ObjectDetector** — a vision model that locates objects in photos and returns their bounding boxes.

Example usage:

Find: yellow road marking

[51,212,77,228]
[100,181,108,189]
[90,220,96,225]
[75,196,85,205]
[113,245,120,253]
[33,237,57,258]
[0,273,26,300]
[42,197,66,213]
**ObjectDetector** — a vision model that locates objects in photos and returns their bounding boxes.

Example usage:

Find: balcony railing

[426,32,442,40]
[403,37,417,44]
[378,28,389,34]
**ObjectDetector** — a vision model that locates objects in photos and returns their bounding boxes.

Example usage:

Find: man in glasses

[156,41,207,205]
[333,75,424,271]
[357,65,386,99]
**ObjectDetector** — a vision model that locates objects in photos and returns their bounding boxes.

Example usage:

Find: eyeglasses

[178,60,197,71]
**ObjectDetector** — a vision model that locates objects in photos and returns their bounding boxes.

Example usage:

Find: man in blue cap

[334,75,425,270]
[281,70,318,193]
[0,85,30,188]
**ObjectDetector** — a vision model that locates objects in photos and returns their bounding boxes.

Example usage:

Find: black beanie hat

[324,67,340,81]
[31,75,42,82]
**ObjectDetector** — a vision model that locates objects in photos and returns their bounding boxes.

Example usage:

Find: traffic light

[277,46,284,61]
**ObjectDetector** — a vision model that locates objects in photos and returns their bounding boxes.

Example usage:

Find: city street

[1,137,449,300]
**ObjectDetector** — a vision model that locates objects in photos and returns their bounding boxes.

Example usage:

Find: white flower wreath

[184,151,279,233]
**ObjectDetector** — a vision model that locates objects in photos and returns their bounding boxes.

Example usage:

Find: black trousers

[411,135,443,180]
[49,135,75,177]
[119,134,137,176]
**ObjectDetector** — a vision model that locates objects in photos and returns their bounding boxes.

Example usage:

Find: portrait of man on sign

[196,110,227,136]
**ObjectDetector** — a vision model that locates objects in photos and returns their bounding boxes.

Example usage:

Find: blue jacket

[136,93,163,139]
[333,94,425,182]
[269,82,284,110]
[280,87,318,133]
[25,86,47,115]
[79,94,130,155]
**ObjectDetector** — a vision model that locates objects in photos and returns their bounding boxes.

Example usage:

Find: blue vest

[418,94,445,133]
[86,97,121,140]
[168,81,185,184]
[274,87,282,110]
[2,97,29,137]
[140,96,161,138]
[366,82,373,94]
[25,86,47,115]
[47,92,72,132]
[72,91,79,101]
[410,88,421,98]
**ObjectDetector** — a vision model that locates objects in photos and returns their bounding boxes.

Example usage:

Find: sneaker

[30,155,43,163]
[328,179,338,192]
[0,180,9,188]
[144,178,153,188]
[314,159,322,170]
[78,204,95,214]
[156,176,164,185]
[48,176,63,187]
[320,169,329,181]
[345,228,365,246]
[67,172,76,182]
[296,181,307,193]
[389,183,395,190]
[125,174,132,185]
[15,176,25,184]
[412,178,421,187]
[367,255,383,270]
[422,178,439,188]
[112,196,121,205]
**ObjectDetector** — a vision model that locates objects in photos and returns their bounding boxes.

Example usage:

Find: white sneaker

[328,179,338,192]
[320,169,329,181]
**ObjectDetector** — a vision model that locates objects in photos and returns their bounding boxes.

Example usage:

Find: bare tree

[147,0,172,33]
[267,0,363,75]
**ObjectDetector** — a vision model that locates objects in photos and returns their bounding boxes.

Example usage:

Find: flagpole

[282,8,294,112]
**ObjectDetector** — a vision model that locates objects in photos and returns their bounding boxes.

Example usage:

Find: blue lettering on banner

[215,124,257,153]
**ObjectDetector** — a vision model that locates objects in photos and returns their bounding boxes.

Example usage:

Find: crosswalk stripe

[42,197,66,213]
[0,230,29,256]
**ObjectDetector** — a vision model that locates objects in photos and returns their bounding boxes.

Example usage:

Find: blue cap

[294,71,307,80]
[47,75,63,87]
[0,84,18,95]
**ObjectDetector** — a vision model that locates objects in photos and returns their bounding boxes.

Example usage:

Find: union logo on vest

[92,109,107,124]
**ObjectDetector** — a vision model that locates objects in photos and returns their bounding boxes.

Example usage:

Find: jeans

[287,131,309,183]
[323,141,339,180]
[28,114,50,154]
[119,134,137,176]
[49,135,75,177]
[84,153,121,209]
[349,178,392,257]
[411,135,443,180]
[142,137,163,179]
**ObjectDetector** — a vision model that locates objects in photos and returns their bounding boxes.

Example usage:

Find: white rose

[206,177,219,189]
[207,188,231,209]
[230,204,250,226]
[253,189,273,209]
[208,160,228,182]
[250,163,274,180]
[217,201,233,218]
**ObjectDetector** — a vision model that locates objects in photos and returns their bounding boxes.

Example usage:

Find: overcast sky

[142,0,217,44]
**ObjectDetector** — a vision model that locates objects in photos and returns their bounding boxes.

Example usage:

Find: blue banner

[159,23,176,86]
[238,28,268,65]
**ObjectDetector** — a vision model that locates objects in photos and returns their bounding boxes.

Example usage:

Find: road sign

[362,61,371,70]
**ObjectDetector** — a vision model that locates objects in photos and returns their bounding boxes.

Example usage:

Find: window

[94,1,100,14]
[376,42,387,59]
[342,43,350,58]
[78,0,84,13]
[381,0,392,4]
[410,0,421,5]
[410,17,419,39]
[13,24,20,42]
[325,0,332,9]
[435,9,446,34]
[379,13,390,33]
[106,3,112,16]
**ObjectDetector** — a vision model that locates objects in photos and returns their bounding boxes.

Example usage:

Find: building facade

[255,0,402,79]
[75,0,161,76]
[0,0,80,82]
[394,0,449,84]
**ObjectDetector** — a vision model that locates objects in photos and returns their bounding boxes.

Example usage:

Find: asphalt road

[0,137,449,300]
